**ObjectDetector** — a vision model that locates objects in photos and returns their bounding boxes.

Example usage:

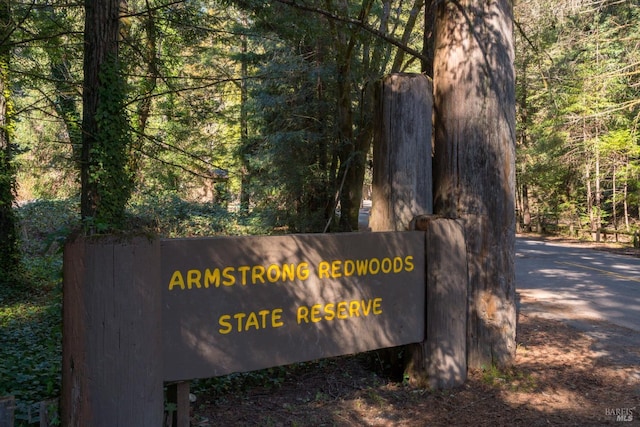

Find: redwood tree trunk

[433,0,517,368]
[81,0,122,220]
[0,0,21,285]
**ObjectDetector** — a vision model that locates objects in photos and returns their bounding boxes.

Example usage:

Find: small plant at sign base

[480,364,536,392]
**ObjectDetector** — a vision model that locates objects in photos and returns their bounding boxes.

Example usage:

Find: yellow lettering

[187,269,202,289]
[282,264,295,281]
[361,299,373,316]
[349,300,360,317]
[373,297,383,314]
[324,303,335,321]
[344,260,355,277]
[369,258,380,275]
[245,312,259,330]
[381,257,392,273]
[331,260,342,278]
[393,256,404,273]
[222,267,235,286]
[297,262,310,280]
[294,298,383,325]
[237,265,250,285]
[258,309,270,328]
[219,309,285,333]
[317,261,330,279]
[168,271,185,290]
[356,259,368,275]
[404,255,414,272]
[203,268,221,288]
[272,309,284,327]
[266,264,280,283]
[297,306,310,324]
[233,312,246,331]
[336,301,348,319]
[218,315,232,334]
[252,265,266,284]
[310,304,323,322]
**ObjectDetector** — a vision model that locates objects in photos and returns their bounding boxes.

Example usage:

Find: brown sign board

[161,231,426,382]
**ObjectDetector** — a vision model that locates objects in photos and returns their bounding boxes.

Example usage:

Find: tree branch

[273,0,429,64]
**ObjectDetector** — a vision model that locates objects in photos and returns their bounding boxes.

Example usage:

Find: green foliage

[516,0,640,235]
[0,289,62,425]
[128,192,255,236]
[480,364,537,392]
[0,217,63,426]
[0,200,73,423]
[3,196,258,424]
[0,154,22,287]
[16,199,79,256]
[88,58,134,230]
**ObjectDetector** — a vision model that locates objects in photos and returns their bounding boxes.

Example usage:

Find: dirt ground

[190,239,640,426]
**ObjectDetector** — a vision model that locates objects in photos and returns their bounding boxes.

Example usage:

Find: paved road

[516,237,640,331]
[516,237,640,366]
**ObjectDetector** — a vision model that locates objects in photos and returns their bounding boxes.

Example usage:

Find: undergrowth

[0,196,275,425]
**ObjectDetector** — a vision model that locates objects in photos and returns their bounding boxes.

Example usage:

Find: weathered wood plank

[62,236,163,427]
[405,216,467,389]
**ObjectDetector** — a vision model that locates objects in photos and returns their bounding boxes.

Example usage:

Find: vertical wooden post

[166,382,190,427]
[62,235,163,426]
[406,216,467,389]
[0,396,15,427]
[371,73,433,231]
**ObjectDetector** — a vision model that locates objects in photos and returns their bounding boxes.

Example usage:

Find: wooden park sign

[61,230,432,426]
[162,232,425,382]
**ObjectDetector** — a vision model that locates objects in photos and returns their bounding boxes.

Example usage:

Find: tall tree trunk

[595,141,601,241]
[522,184,531,232]
[239,15,250,215]
[612,160,617,234]
[586,158,593,237]
[81,0,131,228]
[335,62,360,231]
[623,156,630,232]
[0,0,21,285]
[433,0,517,369]
[330,0,359,232]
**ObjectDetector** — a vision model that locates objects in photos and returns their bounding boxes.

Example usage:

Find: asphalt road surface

[516,237,640,366]
[516,237,640,331]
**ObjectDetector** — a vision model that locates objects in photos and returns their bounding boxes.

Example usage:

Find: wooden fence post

[61,235,163,427]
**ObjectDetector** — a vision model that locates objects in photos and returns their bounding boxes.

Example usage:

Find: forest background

[1,0,639,423]
[4,0,640,238]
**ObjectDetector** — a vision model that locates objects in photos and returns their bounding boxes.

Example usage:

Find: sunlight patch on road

[555,261,640,283]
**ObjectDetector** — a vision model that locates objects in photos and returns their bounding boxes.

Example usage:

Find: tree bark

[0,0,21,285]
[81,0,122,220]
[433,0,517,368]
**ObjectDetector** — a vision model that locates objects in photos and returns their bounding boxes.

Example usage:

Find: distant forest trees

[515,0,640,237]
[1,0,638,238]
